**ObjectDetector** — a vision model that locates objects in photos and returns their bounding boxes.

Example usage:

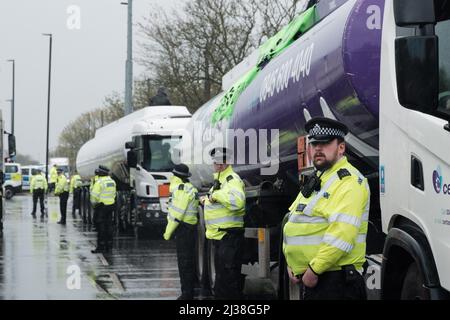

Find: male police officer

[283,117,370,300]
[70,170,83,216]
[89,169,100,225]
[200,147,246,300]
[55,167,70,225]
[49,164,58,194]
[90,165,116,253]
[30,168,48,218]
[163,164,199,300]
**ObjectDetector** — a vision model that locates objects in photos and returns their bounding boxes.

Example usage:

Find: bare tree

[138,0,258,112]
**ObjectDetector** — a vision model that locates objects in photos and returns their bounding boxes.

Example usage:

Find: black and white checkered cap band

[309,124,345,138]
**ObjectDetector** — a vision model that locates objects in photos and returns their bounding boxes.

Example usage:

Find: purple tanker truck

[178,0,450,299]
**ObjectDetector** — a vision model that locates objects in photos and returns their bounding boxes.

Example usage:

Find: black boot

[91,247,104,254]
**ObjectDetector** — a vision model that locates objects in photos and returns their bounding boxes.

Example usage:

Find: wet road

[0,194,180,300]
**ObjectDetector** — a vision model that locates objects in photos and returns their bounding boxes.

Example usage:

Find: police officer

[90,165,116,253]
[70,170,83,216]
[30,168,48,219]
[200,147,246,300]
[49,164,58,194]
[90,169,100,226]
[163,164,199,300]
[283,117,370,300]
[55,167,70,225]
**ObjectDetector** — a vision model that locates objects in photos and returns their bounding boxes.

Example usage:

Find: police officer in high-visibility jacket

[90,165,116,253]
[89,169,100,226]
[49,164,58,194]
[55,168,70,225]
[200,147,246,300]
[163,164,199,300]
[30,168,48,219]
[283,117,370,300]
[70,171,83,216]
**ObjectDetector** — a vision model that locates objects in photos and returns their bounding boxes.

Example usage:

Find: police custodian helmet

[305,117,349,143]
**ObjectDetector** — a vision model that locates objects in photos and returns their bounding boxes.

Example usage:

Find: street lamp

[121,0,133,115]
[42,33,52,181]
[6,59,15,135]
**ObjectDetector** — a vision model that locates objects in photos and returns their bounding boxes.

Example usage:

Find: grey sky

[0,0,177,163]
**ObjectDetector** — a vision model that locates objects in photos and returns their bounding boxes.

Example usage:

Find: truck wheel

[5,187,14,200]
[400,262,430,300]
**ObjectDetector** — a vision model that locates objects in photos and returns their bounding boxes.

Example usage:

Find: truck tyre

[5,186,14,200]
[400,262,430,300]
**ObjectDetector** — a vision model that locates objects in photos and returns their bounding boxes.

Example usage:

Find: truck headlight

[148,203,161,211]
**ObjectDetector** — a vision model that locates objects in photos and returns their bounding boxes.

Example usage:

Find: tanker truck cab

[126,115,191,229]
[379,0,450,299]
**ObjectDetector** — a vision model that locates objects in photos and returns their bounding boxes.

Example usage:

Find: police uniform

[30,169,48,218]
[49,165,58,193]
[90,166,117,253]
[283,117,370,300]
[89,170,100,225]
[70,173,83,216]
[55,168,70,225]
[203,148,246,300]
[163,164,199,300]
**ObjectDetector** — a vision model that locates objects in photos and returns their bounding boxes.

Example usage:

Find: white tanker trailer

[76,106,191,234]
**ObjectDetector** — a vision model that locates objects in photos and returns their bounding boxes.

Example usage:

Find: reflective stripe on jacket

[283,156,370,276]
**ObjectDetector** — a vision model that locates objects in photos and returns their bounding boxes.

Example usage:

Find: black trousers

[32,189,45,215]
[213,231,244,300]
[59,192,69,223]
[175,222,197,299]
[300,267,367,300]
[95,204,114,249]
[48,183,55,193]
[72,188,81,214]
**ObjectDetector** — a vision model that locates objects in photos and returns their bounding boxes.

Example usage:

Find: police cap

[209,147,232,164]
[304,117,349,144]
[97,165,110,175]
[172,164,191,178]
[56,167,63,173]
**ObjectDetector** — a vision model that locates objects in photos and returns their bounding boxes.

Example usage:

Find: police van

[4,163,22,199]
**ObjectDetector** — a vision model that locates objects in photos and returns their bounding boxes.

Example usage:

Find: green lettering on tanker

[211,6,317,125]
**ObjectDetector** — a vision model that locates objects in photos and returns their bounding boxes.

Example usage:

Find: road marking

[109,273,126,292]
[98,254,109,266]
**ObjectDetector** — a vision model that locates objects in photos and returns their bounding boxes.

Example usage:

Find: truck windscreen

[143,136,181,172]
[437,12,450,118]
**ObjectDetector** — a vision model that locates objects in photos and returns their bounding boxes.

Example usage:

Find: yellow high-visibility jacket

[163,176,199,240]
[283,156,370,276]
[50,167,58,183]
[90,176,116,206]
[70,174,83,193]
[204,165,245,240]
[55,174,69,195]
[30,174,48,193]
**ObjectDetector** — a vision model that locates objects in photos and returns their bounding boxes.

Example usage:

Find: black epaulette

[178,184,184,190]
[337,168,351,180]
[226,175,234,182]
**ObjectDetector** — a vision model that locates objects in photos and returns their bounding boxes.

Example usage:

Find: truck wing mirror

[8,134,16,157]
[125,141,135,149]
[394,0,435,26]
[127,150,137,168]
[395,35,438,114]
